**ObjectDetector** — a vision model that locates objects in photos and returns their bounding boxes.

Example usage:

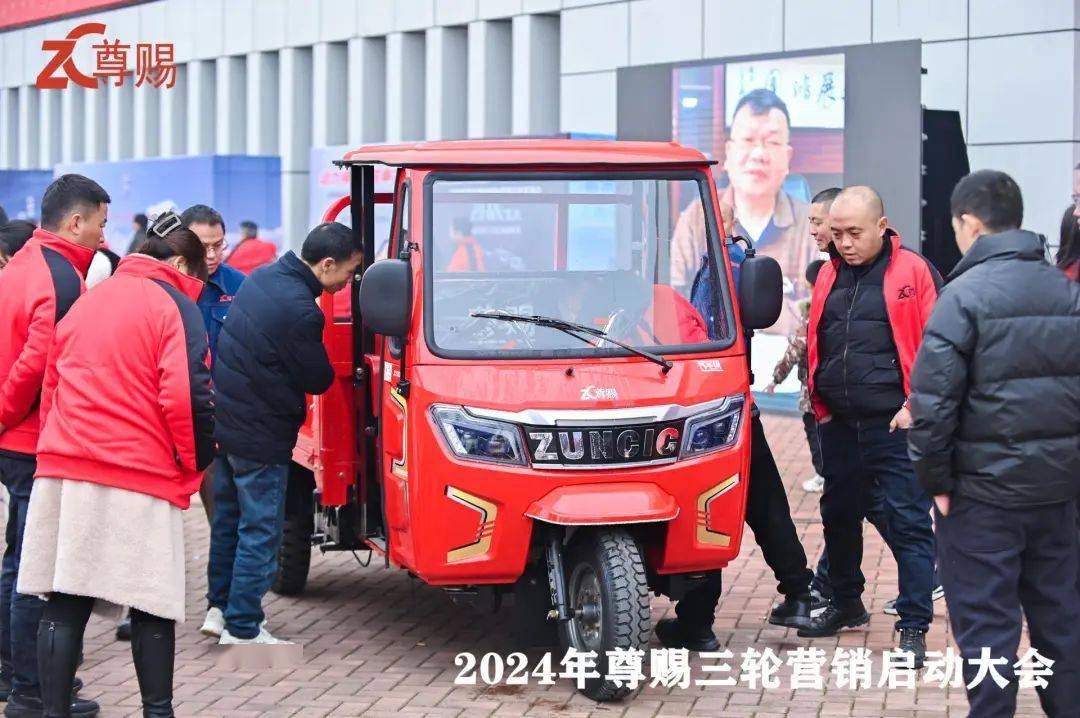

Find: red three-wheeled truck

[274,139,782,700]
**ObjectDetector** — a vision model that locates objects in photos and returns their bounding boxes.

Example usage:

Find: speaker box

[921,109,970,277]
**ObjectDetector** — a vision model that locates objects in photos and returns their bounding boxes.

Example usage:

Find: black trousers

[938,496,1080,718]
[801,412,824,476]
[819,418,935,632]
[675,412,812,632]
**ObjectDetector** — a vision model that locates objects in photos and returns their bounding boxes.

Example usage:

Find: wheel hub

[570,566,603,651]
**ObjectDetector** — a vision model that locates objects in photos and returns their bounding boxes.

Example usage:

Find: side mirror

[737,255,783,330]
[358,258,412,337]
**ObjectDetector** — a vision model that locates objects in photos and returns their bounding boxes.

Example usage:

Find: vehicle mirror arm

[730,234,756,382]
[731,234,755,259]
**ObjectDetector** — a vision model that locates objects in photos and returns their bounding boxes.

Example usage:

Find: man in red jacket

[0,175,108,717]
[225,221,277,275]
[797,187,941,668]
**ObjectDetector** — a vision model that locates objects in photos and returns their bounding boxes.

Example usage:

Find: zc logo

[897,285,916,300]
[37,22,176,90]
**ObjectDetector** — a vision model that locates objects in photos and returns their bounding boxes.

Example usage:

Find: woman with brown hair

[17,211,215,718]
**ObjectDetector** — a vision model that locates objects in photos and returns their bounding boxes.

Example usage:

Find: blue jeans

[0,455,44,698]
[206,454,288,639]
[818,419,935,632]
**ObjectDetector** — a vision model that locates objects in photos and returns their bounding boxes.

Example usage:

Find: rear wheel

[559,529,651,701]
[272,466,314,596]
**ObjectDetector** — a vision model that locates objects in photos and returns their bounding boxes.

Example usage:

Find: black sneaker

[768,594,812,629]
[797,602,870,638]
[897,628,927,669]
[654,618,720,652]
[4,692,99,717]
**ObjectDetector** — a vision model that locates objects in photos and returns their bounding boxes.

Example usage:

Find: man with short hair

[203,222,363,645]
[799,187,939,668]
[808,187,841,253]
[0,175,105,718]
[226,221,277,275]
[180,204,245,524]
[909,170,1080,715]
[673,89,817,336]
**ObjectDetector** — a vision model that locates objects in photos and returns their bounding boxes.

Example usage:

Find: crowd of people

[659,170,1080,718]
[0,177,360,717]
[0,163,1076,718]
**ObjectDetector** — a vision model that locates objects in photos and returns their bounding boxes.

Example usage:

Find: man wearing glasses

[183,204,246,522]
[672,89,816,337]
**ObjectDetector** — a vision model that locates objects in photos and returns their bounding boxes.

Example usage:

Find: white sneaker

[219,627,292,645]
[802,475,825,493]
[200,607,225,638]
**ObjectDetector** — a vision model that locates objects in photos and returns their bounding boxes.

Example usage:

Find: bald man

[799,187,942,668]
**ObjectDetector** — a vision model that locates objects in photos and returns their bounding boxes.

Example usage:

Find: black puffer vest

[814,246,905,421]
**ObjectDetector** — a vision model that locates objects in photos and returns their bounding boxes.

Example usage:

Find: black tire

[271,466,315,596]
[558,529,651,702]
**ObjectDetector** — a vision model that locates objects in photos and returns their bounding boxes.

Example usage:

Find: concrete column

[512,14,559,136]
[0,89,18,169]
[280,46,314,250]
[133,84,161,158]
[107,81,135,160]
[216,55,247,154]
[159,64,188,157]
[425,26,467,140]
[312,42,348,147]
[39,90,63,168]
[467,20,512,139]
[84,86,108,162]
[187,60,217,155]
[347,37,386,145]
[60,87,86,163]
[246,51,279,155]
[385,32,426,142]
[17,86,40,169]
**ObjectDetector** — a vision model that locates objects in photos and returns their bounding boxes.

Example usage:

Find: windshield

[426,172,734,358]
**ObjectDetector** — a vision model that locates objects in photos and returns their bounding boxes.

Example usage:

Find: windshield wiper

[472,311,673,373]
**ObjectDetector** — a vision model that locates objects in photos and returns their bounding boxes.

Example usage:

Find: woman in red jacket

[17,212,213,718]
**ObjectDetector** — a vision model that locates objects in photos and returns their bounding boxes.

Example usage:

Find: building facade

[0,0,1077,248]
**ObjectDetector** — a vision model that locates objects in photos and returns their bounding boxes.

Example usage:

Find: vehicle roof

[338,139,714,168]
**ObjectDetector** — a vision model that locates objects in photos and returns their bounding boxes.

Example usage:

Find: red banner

[0,0,142,31]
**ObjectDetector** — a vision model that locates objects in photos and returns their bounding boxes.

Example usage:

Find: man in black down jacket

[909,170,1080,718]
[204,222,362,644]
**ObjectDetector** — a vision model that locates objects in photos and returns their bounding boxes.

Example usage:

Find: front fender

[526,483,678,525]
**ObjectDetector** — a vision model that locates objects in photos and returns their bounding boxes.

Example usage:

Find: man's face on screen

[725,107,793,201]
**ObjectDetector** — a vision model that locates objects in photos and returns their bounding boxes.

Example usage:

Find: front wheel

[271,466,314,596]
[559,529,651,701]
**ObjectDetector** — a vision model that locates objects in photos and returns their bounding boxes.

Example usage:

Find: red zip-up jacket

[225,237,277,275]
[0,229,95,456]
[807,230,942,422]
[35,255,215,508]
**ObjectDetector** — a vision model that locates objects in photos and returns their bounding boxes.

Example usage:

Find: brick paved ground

[8,414,1048,717]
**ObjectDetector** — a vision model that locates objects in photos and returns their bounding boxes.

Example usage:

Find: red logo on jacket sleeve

[897,285,916,300]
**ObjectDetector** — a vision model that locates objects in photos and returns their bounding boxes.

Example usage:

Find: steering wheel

[601,308,659,346]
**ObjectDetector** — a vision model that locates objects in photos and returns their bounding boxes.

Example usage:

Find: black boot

[797,601,870,638]
[654,618,720,652]
[768,593,812,629]
[34,620,93,718]
[130,615,175,718]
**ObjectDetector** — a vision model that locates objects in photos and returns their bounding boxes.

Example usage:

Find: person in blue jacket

[183,205,246,360]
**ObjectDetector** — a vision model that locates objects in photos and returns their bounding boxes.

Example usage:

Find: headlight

[430,405,527,466]
[680,394,746,459]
